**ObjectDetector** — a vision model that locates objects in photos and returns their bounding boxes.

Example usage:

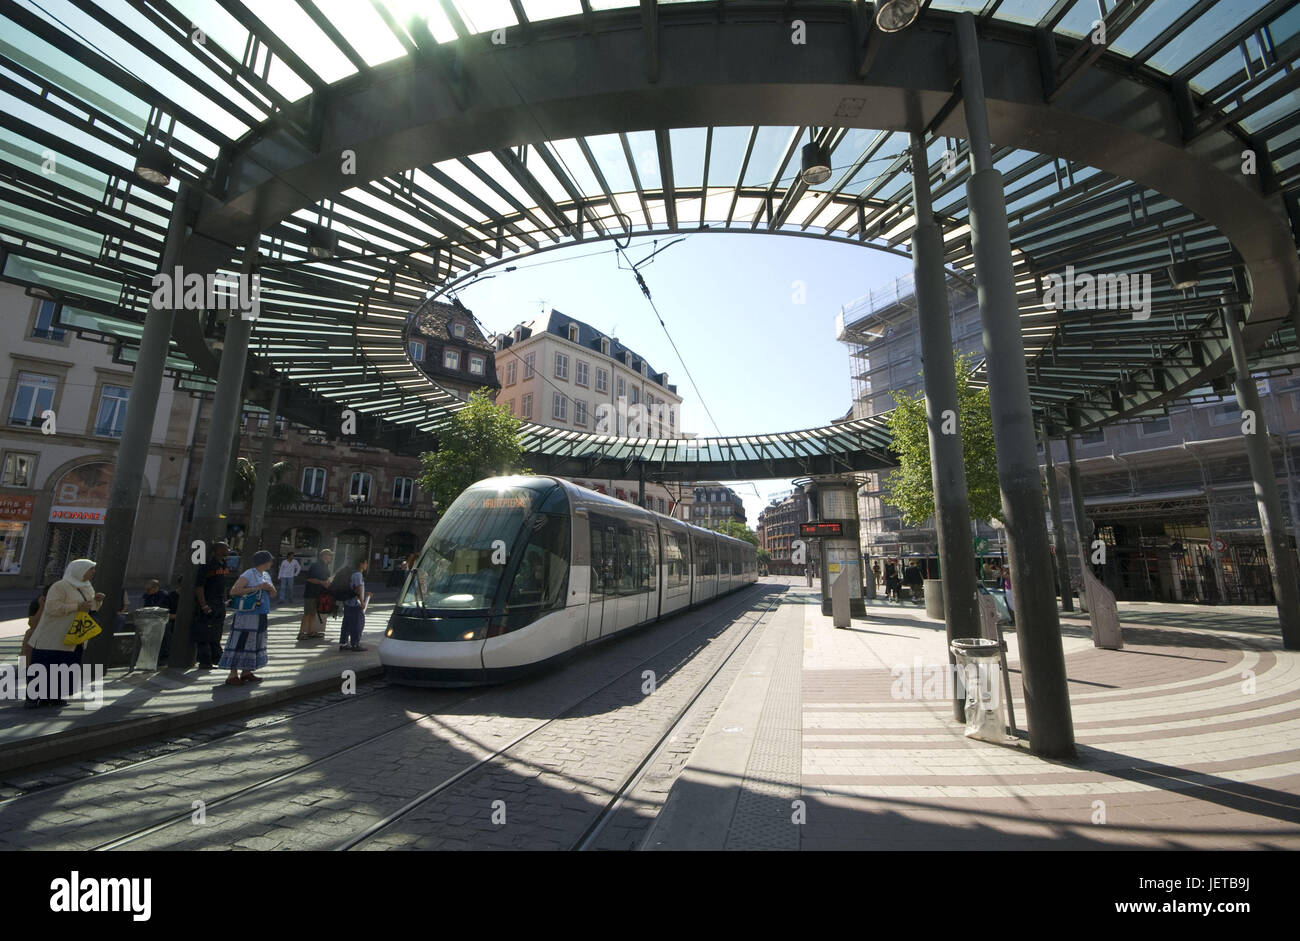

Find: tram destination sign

[800,521,844,538]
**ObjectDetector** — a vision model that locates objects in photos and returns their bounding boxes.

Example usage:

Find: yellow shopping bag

[63,611,102,647]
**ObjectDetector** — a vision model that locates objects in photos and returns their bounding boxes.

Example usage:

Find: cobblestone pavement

[0,582,785,851]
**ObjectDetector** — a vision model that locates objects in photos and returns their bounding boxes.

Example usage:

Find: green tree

[418,390,530,511]
[883,352,1001,526]
[231,457,301,509]
[716,519,759,546]
[756,548,772,570]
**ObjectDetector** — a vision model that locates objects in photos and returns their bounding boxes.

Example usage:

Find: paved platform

[0,596,394,773]
[647,581,1300,850]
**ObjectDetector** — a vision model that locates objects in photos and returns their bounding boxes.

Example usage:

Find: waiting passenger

[221,550,277,686]
[338,557,372,652]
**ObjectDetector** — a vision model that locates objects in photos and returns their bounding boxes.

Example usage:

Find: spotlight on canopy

[307,224,339,260]
[876,0,921,33]
[134,142,175,185]
[800,141,832,186]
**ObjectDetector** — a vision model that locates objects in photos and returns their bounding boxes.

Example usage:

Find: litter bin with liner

[950,637,1007,742]
[132,606,170,672]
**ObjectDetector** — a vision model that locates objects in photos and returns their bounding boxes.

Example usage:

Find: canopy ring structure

[5,2,1298,481]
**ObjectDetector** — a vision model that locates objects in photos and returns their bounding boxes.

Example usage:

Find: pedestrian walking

[884,560,901,602]
[221,550,277,686]
[299,548,334,640]
[337,557,372,652]
[24,559,104,708]
[193,542,231,669]
[278,551,301,605]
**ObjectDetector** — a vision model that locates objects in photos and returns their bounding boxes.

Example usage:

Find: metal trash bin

[132,606,170,672]
[950,637,1007,742]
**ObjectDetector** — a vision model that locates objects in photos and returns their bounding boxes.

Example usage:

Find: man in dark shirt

[299,548,334,640]
[193,541,230,668]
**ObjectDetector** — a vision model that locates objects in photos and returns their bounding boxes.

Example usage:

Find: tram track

[13,581,781,851]
[0,678,394,807]
[335,584,783,851]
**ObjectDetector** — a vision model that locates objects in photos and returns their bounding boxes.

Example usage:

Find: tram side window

[508,514,570,610]
[617,524,639,594]
[638,528,657,591]
[696,536,714,576]
[590,515,618,596]
[663,531,688,589]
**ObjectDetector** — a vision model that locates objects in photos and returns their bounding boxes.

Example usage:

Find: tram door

[586,516,615,642]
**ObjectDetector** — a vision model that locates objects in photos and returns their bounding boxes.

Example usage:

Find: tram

[381,476,758,685]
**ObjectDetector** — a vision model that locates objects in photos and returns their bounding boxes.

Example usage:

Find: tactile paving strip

[724,602,804,851]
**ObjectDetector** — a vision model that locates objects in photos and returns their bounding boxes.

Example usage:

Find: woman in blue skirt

[221,550,277,686]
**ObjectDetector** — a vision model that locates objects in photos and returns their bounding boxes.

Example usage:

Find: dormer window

[641,361,648,377]
[600,338,610,356]
[408,340,425,362]
[568,324,579,343]
[452,322,466,338]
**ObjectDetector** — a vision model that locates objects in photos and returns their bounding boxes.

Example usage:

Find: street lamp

[876,0,921,32]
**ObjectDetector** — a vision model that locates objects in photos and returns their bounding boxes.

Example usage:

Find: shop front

[0,492,35,575]
[41,462,112,584]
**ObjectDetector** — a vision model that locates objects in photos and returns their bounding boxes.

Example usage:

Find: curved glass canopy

[1,1,1297,476]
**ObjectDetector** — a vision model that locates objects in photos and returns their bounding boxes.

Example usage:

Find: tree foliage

[715,519,759,546]
[418,390,530,511]
[882,352,1002,526]
[231,457,302,509]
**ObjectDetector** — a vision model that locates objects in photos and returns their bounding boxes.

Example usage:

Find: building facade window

[554,352,568,380]
[33,300,64,341]
[524,352,536,379]
[444,350,459,370]
[392,476,414,505]
[630,386,638,405]
[1211,401,1242,424]
[302,466,327,499]
[470,355,485,376]
[349,472,373,503]
[576,360,589,387]
[2,452,35,487]
[93,384,130,438]
[574,400,587,426]
[521,393,533,419]
[452,322,466,338]
[669,407,675,432]
[506,360,517,385]
[552,392,567,422]
[617,377,626,399]
[9,372,57,427]
[409,340,425,362]
[596,367,609,393]
[1079,428,1105,444]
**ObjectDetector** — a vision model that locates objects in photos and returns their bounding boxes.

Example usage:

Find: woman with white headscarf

[25,558,105,708]
[220,550,277,686]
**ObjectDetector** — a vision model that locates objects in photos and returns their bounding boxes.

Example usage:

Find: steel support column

[1065,433,1089,561]
[909,131,981,722]
[957,12,1074,758]
[168,244,258,668]
[86,183,194,665]
[1225,312,1300,648]
[1041,430,1075,612]
[248,382,281,553]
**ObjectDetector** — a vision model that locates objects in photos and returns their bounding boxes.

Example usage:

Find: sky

[455,232,915,526]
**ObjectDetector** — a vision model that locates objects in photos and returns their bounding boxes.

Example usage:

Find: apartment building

[838,274,1300,604]
[758,486,810,575]
[688,482,747,530]
[407,297,501,400]
[0,282,195,590]
[494,310,684,514]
